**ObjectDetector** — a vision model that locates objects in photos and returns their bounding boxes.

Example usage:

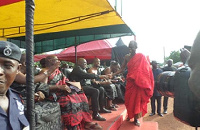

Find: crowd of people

[0,40,126,130]
[1,31,199,130]
[149,59,177,117]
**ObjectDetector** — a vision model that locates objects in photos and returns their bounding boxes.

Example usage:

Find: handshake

[99,74,113,79]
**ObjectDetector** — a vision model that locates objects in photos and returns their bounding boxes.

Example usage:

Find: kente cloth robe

[125,53,154,119]
[48,69,92,129]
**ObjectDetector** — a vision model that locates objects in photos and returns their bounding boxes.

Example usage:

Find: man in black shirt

[70,58,111,121]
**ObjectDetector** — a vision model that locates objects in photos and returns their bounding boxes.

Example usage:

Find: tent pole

[75,37,77,64]
[121,0,122,16]
[75,45,77,63]
[25,0,35,129]
[115,0,117,11]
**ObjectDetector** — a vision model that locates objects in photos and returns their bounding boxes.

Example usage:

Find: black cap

[0,41,21,62]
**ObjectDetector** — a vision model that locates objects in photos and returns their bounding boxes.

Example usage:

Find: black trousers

[150,96,162,114]
[92,85,106,109]
[163,96,168,111]
[82,85,105,112]
[101,84,117,100]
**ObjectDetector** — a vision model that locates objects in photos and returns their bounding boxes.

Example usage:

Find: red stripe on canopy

[0,0,23,6]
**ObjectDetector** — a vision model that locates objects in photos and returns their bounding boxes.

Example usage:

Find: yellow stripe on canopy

[0,0,126,38]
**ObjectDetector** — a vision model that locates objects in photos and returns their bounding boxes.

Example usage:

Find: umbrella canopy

[1,0,134,54]
[34,39,129,64]
[34,40,112,62]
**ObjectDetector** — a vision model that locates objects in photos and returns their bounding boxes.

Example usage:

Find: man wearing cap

[0,41,29,130]
[149,61,163,117]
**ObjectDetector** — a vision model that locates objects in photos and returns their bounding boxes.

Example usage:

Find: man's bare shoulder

[88,67,96,73]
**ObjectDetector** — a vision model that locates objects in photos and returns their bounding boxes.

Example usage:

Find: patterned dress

[48,69,92,129]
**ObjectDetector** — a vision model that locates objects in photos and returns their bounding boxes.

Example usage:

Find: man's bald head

[77,58,87,69]
[93,58,100,67]
[93,58,100,63]
[128,40,138,54]
[167,59,173,67]
[129,40,137,47]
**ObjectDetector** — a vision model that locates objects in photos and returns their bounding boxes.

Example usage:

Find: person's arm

[113,55,128,76]
[87,68,99,84]
[49,85,71,93]
[15,71,48,84]
[74,66,107,79]
[15,61,60,84]
[88,68,111,85]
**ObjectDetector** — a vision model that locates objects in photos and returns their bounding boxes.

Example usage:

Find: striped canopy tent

[0,0,134,54]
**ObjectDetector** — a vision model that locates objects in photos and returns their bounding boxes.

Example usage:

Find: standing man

[162,59,177,114]
[149,61,163,117]
[113,40,154,126]
[0,41,29,130]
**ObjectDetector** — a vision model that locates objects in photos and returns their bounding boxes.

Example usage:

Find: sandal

[108,106,117,111]
[112,104,119,108]
[126,117,130,121]
[85,122,102,130]
[133,119,140,127]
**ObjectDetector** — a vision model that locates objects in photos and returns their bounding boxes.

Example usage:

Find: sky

[107,0,200,63]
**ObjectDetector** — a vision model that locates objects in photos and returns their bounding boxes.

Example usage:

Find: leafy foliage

[165,50,181,63]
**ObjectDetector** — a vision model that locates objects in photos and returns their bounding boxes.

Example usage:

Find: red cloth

[125,53,154,119]
[48,69,92,129]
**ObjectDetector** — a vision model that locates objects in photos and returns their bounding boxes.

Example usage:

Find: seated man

[45,56,102,129]
[70,58,111,121]
[60,63,71,79]
[88,58,118,111]
[0,41,29,129]
[102,61,125,102]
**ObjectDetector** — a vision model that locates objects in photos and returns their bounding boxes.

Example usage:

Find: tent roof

[115,37,125,46]
[60,40,112,54]
[0,0,134,54]
[34,40,112,62]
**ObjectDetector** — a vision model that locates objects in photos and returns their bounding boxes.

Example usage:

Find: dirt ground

[143,97,196,130]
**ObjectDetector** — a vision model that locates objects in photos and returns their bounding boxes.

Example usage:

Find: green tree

[165,50,181,63]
